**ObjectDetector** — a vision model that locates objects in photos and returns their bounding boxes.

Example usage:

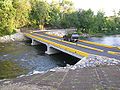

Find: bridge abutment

[45,45,60,55]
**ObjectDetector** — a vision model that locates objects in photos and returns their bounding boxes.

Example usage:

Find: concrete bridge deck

[25,31,120,60]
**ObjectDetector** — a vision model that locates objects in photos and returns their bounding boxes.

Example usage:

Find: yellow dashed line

[117,47,120,50]
[45,33,120,51]
[79,40,115,48]
[25,33,89,57]
[26,33,120,57]
[44,33,120,50]
[77,44,104,52]
[108,51,120,56]
[34,33,104,52]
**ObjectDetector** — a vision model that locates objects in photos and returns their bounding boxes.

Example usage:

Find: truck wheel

[75,40,78,42]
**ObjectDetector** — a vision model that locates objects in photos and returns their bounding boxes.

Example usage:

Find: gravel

[46,31,65,37]
[49,55,120,71]
[72,55,120,69]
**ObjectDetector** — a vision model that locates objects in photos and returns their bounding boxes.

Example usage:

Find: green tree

[93,11,106,33]
[12,0,31,28]
[48,0,75,28]
[61,11,79,28]
[0,0,31,36]
[116,10,120,32]
[48,0,61,28]
[29,0,50,29]
[77,9,94,33]
[0,0,16,36]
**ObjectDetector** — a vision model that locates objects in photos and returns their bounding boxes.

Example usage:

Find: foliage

[0,0,16,36]
[77,9,94,33]
[48,0,75,28]
[29,0,50,29]
[0,60,26,79]
[61,11,79,28]
[0,0,120,36]
[12,0,31,28]
[0,0,30,36]
[48,0,61,28]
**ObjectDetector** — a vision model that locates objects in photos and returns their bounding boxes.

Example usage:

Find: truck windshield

[72,34,79,37]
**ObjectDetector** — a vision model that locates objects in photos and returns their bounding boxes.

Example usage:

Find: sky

[47,0,120,16]
[72,0,120,16]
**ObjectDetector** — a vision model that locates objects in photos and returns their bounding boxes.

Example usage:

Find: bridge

[25,31,120,60]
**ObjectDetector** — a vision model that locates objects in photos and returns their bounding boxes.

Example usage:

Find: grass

[79,36,88,40]
[0,60,27,79]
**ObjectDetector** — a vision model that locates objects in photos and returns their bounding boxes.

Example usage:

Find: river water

[88,35,120,46]
[0,35,120,75]
[0,41,78,75]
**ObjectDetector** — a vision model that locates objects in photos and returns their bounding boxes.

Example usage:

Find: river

[88,35,120,46]
[0,41,78,75]
[0,35,120,75]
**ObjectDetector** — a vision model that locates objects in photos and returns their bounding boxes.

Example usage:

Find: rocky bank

[0,55,120,90]
[0,32,27,43]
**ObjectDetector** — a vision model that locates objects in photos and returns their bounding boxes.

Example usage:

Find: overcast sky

[47,0,120,16]
[72,0,120,16]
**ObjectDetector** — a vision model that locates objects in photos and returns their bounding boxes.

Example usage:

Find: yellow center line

[107,51,120,56]
[79,40,115,48]
[117,47,120,50]
[26,33,120,57]
[34,33,104,52]
[44,33,120,51]
[25,33,89,57]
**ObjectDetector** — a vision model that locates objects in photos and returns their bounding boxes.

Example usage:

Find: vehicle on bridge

[63,32,79,42]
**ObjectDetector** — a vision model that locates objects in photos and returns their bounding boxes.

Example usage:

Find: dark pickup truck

[63,33,79,42]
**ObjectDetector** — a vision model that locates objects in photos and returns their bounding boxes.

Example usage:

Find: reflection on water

[88,35,120,46]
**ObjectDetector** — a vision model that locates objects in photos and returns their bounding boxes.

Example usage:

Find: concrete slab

[0,65,120,90]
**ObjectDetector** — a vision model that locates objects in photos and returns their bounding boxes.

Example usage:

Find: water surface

[0,35,120,75]
[88,35,120,46]
[0,41,78,75]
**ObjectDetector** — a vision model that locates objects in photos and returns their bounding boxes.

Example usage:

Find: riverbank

[0,32,27,43]
[0,60,26,79]
[0,55,120,90]
[45,30,120,39]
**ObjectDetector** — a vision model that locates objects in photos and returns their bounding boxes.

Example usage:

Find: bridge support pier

[45,45,59,55]
[31,39,40,45]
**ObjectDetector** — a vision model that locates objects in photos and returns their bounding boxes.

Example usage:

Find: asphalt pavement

[30,32,120,60]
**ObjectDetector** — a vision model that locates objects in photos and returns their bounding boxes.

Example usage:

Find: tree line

[0,0,120,36]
